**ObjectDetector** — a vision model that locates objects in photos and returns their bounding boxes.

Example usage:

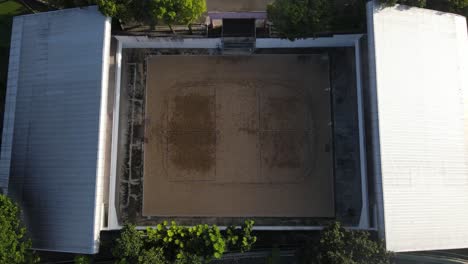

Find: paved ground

[143,55,334,217]
[206,0,272,12]
[330,48,363,225]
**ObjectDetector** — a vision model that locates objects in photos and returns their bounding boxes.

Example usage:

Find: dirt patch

[143,55,333,217]
[167,132,216,174]
[167,93,216,174]
[169,94,215,131]
[261,132,303,169]
[262,96,303,129]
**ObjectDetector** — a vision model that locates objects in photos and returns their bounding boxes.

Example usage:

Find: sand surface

[143,55,334,217]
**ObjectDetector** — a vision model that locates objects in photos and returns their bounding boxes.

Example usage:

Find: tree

[47,0,208,33]
[317,222,392,264]
[97,0,118,17]
[113,223,144,263]
[149,0,206,33]
[0,194,37,264]
[267,0,333,39]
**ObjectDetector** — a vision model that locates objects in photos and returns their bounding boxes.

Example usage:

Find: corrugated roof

[366,1,468,252]
[0,6,111,253]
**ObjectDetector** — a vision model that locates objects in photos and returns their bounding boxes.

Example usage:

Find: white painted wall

[93,16,112,253]
[107,40,122,231]
[256,35,362,48]
[367,1,468,252]
[116,36,222,49]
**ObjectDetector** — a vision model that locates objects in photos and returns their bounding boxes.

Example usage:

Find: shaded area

[0,0,29,146]
[256,48,363,225]
[329,48,362,226]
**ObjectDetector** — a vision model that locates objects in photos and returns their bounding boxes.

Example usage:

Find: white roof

[367,1,468,252]
[0,6,111,253]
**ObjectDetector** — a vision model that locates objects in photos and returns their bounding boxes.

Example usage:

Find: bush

[0,194,37,264]
[225,220,256,253]
[114,220,256,264]
[317,222,393,264]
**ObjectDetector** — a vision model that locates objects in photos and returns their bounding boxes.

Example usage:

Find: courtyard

[143,55,334,217]
[113,45,363,227]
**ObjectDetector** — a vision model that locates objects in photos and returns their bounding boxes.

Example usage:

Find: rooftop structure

[0,0,467,255]
[366,1,468,252]
[0,6,111,253]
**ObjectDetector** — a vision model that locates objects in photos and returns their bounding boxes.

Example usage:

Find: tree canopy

[149,0,206,30]
[0,194,36,264]
[44,0,207,30]
[267,0,334,39]
[268,0,467,39]
[317,222,392,264]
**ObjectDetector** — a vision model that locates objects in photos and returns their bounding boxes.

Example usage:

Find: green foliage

[449,0,468,10]
[96,0,136,21]
[267,0,333,39]
[174,253,203,264]
[113,223,144,262]
[149,0,206,29]
[268,0,467,39]
[138,247,202,264]
[440,0,468,15]
[44,0,207,27]
[145,220,225,262]
[74,254,91,264]
[97,0,118,17]
[225,220,256,253]
[138,247,167,264]
[317,222,392,264]
[0,194,37,264]
[113,220,256,264]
